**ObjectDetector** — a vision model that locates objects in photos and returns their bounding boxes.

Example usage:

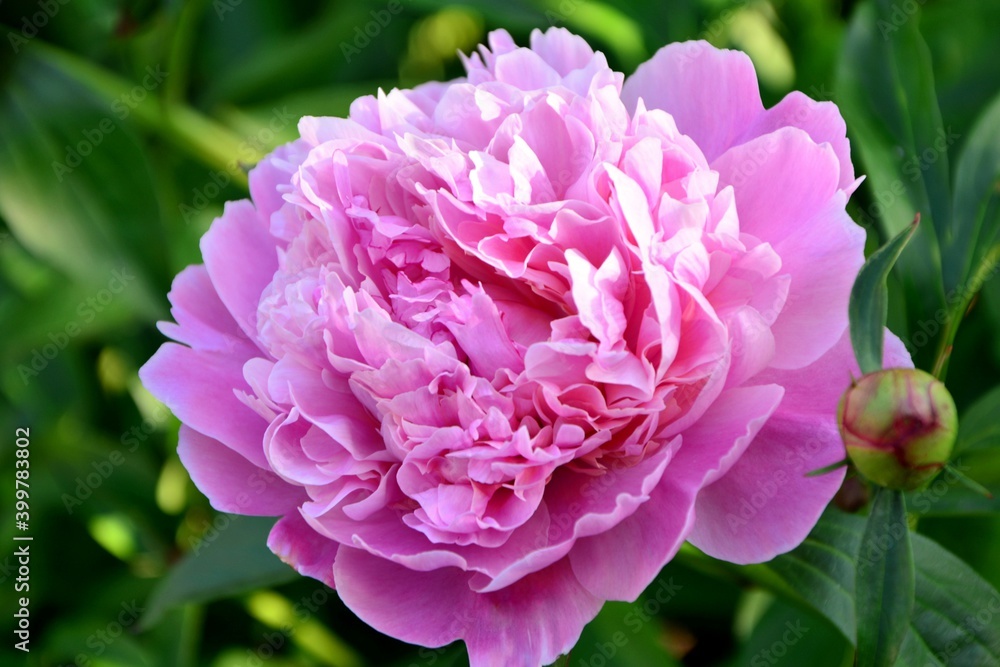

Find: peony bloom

[141,28,910,666]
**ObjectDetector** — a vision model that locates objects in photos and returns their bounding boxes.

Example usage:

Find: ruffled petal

[736,91,856,192]
[570,384,783,599]
[178,425,306,516]
[334,547,601,667]
[157,265,255,354]
[268,512,339,588]
[140,343,269,468]
[688,331,912,563]
[712,128,861,369]
[200,200,278,345]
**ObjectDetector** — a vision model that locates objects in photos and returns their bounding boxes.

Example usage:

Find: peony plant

[142,28,912,666]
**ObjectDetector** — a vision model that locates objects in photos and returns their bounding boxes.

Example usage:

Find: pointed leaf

[849,218,919,374]
[856,489,914,666]
[945,90,1000,295]
[722,509,1000,663]
[836,0,949,367]
[140,516,295,630]
[906,531,1000,665]
[753,510,861,644]
[0,50,167,318]
[729,598,853,667]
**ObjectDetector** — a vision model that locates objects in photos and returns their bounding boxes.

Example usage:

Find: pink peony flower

[141,28,910,666]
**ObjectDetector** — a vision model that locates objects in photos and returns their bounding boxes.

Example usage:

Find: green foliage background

[0,0,999,665]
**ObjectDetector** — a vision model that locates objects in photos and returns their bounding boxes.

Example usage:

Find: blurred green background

[1,0,999,665]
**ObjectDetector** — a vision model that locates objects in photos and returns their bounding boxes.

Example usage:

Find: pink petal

[736,91,856,192]
[766,196,865,369]
[157,265,254,354]
[178,425,306,516]
[140,343,270,468]
[249,139,310,222]
[334,547,601,667]
[200,200,278,345]
[529,27,599,76]
[569,384,783,599]
[268,512,339,588]
[712,128,861,368]
[493,48,562,90]
[306,439,674,594]
[712,127,841,246]
[687,331,912,563]
[622,41,764,162]
[443,290,524,379]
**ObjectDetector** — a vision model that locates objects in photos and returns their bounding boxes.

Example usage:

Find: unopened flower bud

[838,368,957,491]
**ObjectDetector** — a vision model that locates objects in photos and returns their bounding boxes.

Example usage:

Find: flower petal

[688,331,912,563]
[177,425,305,516]
[268,512,339,588]
[713,128,862,369]
[140,343,269,468]
[201,200,278,345]
[737,91,856,192]
[569,384,783,599]
[157,265,254,354]
[334,547,601,667]
[622,41,764,162]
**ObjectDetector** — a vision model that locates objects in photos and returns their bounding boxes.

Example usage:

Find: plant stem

[932,244,1000,379]
[164,0,211,109]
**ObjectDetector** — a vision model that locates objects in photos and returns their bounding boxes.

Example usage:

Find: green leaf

[836,0,949,368]
[956,385,1000,455]
[751,510,1000,664]
[944,89,1000,295]
[921,0,1000,142]
[906,465,1000,517]
[573,598,681,667]
[856,489,914,667]
[906,530,1000,665]
[754,510,861,644]
[140,516,296,630]
[849,218,919,374]
[0,50,165,319]
[728,597,853,667]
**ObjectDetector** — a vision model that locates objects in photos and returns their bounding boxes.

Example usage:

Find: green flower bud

[838,368,957,491]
